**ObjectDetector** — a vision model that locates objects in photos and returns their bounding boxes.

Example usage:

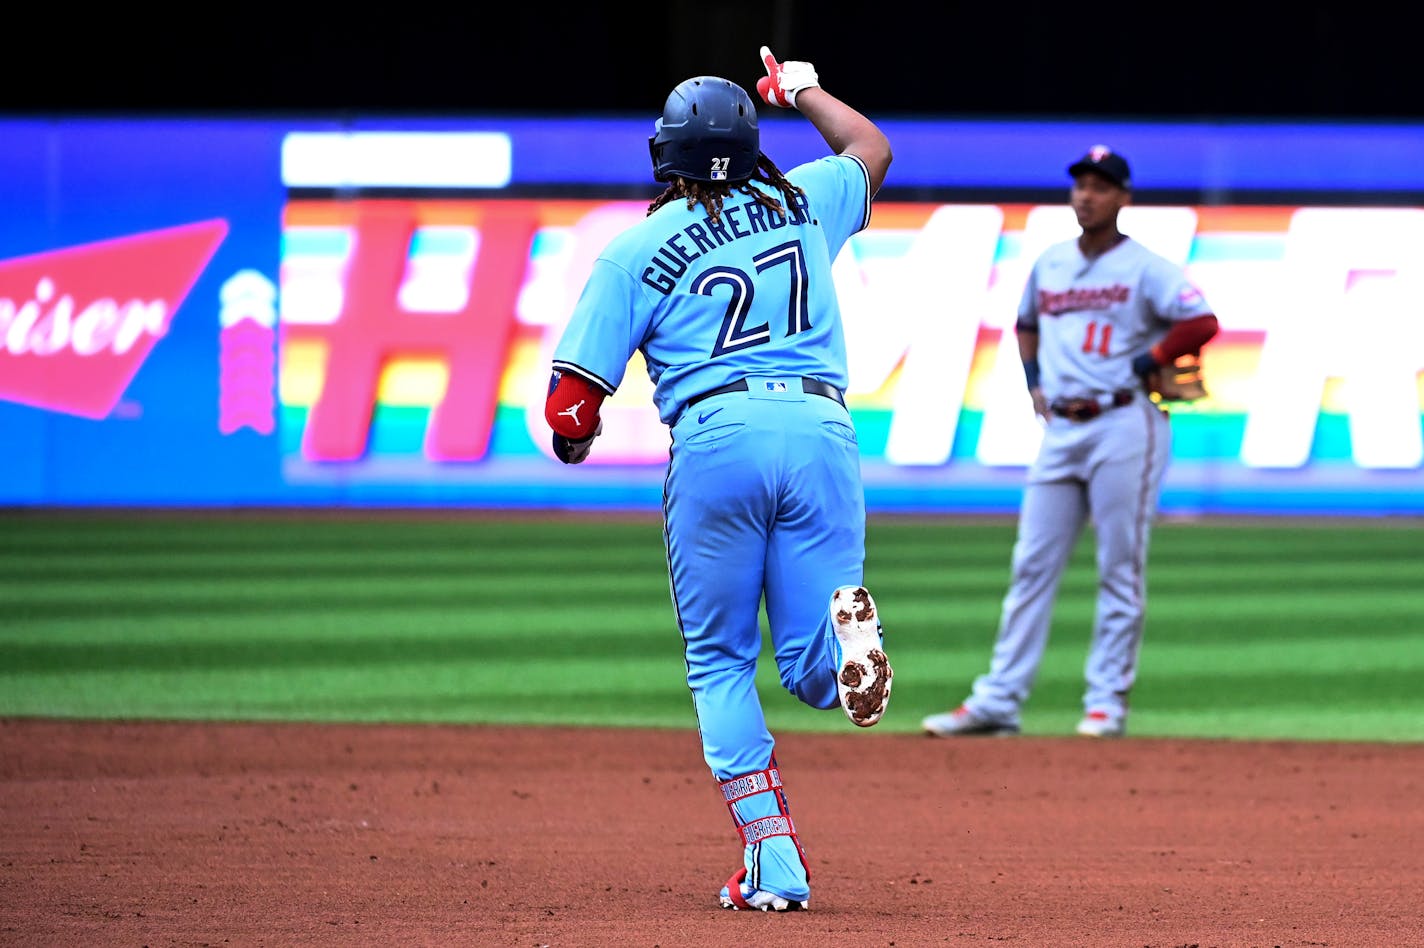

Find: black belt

[1050,388,1136,421]
[685,377,845,410]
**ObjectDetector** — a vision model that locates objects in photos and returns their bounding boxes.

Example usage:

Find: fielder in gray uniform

[922,145,1219,739]
[545,48,894,911]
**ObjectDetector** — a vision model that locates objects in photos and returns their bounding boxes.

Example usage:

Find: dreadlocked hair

[647,153,805,223]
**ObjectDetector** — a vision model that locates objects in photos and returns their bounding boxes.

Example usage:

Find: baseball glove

[1148,353,1208,402]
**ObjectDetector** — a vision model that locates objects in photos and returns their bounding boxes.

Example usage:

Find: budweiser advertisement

[0,221,229,419]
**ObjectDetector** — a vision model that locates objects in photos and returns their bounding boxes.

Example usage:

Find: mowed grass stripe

[1,573,671,620]
[2,546,665,582]
[0,515,665,549]
[1,653,692,725]
[13,565,1405,622]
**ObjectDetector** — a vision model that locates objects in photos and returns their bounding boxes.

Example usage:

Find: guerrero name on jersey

[552,152,870,425]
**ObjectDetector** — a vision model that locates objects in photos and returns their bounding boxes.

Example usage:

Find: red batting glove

[756,46,819,109]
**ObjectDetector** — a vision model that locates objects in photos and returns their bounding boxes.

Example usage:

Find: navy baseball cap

[1068,145,1131,189]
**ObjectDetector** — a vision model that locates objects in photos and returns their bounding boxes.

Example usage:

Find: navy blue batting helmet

[648,76,760,184]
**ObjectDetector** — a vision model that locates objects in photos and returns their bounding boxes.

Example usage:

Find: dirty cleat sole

[718,868,809,912]
[832,586,892,728]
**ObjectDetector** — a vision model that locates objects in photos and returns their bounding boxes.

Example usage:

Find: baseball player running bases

[545,48,894,911]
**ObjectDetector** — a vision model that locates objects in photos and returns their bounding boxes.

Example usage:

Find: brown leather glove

[1148,353,1208,402]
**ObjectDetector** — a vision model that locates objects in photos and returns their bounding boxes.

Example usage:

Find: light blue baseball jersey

[552,154,872,422]
[1017,237,1214,400]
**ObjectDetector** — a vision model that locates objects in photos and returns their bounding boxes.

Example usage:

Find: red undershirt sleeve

[1150,314,1220,363]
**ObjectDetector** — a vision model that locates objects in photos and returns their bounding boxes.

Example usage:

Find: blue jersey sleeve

[786,154,872,258]
[551,257,652,394]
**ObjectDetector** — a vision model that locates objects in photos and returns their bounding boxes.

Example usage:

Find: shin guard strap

[719,767,782,803]
[739,815,795,846]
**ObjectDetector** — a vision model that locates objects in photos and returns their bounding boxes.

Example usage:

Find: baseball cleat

[831,585,892,728]
[1075,711,1126,738]
[921,705,1021,737]
[718,867,809,912]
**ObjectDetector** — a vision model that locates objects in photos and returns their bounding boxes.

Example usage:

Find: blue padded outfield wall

[2,114,1423,515]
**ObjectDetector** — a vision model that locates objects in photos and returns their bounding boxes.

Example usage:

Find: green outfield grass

[1,510,1420,743]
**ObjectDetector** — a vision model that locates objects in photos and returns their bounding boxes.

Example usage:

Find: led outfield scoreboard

[3,116,1423,514]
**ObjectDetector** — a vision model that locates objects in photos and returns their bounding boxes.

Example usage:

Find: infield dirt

[2,719,1420,946]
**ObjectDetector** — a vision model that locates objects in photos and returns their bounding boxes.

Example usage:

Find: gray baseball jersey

[1019,236,1214,401]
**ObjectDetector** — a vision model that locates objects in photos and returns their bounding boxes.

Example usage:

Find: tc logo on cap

[1069,145,1132,188]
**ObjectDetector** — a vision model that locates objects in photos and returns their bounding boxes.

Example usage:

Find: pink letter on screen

[297,201,537,462]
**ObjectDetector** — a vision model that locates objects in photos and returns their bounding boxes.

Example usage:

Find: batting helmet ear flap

[648,128,670,183]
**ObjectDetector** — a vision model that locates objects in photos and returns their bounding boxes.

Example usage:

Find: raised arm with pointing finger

[757,46,893,195]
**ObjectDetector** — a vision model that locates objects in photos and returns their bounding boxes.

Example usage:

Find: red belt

[1049,389,1135,421]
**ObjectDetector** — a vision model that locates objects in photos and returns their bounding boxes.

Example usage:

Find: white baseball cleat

[921,704,1021,737]
[1075,711,1126,738]
[718,868,809,912]
[831,585,892,728]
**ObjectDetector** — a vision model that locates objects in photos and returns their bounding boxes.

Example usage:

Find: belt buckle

[1054,398,1099,421]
